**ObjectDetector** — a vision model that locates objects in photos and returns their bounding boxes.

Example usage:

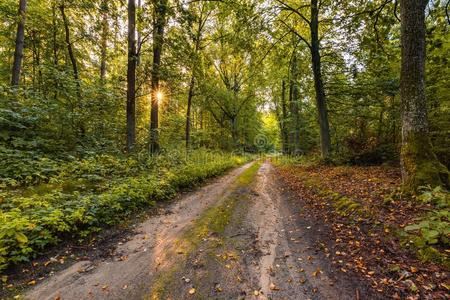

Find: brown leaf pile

[275,163,449,299]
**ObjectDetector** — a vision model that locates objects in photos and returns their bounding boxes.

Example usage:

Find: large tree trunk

[310,0,331,158]
[149,0,167,154]
[100,0,108,82]
[11,0,27,87]
[126,0,137,153]
[400,0,449,192]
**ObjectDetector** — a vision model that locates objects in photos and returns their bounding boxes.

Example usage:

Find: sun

[156,91,164,102]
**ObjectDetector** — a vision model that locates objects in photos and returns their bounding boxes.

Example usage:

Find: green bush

[0,150,248,272]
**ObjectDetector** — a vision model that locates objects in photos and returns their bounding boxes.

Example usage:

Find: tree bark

[310,0,331,158]
[59,3,80,96]
[11,0,27,87]
[281,79,289,154]
[137,0,141,66]
[400,0,449,192]
[149,0,167,154]
[185,74,195,149]
[127,0,137,153]
[185,10,205,150]
[290,50,301,154]
[100,0,108,82]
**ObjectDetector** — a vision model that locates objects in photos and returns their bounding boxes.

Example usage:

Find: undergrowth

[0,149,250,272]
[400,186,450,267]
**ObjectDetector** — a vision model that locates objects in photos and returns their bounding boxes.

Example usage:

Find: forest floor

[2,160,448,299]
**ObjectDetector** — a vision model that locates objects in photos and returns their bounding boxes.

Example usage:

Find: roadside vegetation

[0,150,248,272]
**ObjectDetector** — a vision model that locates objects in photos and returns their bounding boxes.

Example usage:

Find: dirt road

[27,161,375,300]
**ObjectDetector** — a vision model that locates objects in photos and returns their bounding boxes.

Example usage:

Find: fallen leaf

[188,288,196,295]
[313,268,322,277]
[27,280,36,285]
[269,282,279,290]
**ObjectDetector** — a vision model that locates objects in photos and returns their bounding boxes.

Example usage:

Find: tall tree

[309,0,331,158]
[59,2,80,96]
[277,0,331,158]
[185,3,210,150]
[280,79,289,154]
[127,0,137,152]
[399,0,449,192]
[149,0,168,154]
[100,0,108,82]
[11,0,27,87]
[289,46,301,154]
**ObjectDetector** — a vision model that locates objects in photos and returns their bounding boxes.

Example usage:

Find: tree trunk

[52,3,59,101]
[185,74,195,149]
[310,0,331,158]
[127,0,137,153]
[11,0,27,87]
[137,0,141,66]
[290,51,301,154]
[185,13,204,150]
[281,79,289,154]
[399,0,449,192]
[59,3,80,97]
[149,0,167,154]
[100,0,108,82]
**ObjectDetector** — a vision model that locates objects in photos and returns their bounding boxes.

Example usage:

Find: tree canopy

[0,0,449,189]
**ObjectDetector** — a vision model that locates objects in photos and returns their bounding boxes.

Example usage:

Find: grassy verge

[0,150,251,273]
[150,162,261,299]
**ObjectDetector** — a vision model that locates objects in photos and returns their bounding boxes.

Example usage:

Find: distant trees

[11,0,27,87]
[399,0,449,192]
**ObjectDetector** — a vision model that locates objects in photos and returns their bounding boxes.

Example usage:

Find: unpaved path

[27,161,375,300]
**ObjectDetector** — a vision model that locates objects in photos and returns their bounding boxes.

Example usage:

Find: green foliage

[0,150,248,272]
[402,186,450,265]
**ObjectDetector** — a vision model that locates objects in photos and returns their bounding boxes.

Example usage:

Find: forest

[0,0,449,299]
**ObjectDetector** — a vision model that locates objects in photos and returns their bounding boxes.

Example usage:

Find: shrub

[0,150,248,272]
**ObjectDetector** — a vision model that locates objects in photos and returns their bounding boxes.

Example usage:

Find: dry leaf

[27,280,36,285]
[269,282,279,290]
[313,268,322,277]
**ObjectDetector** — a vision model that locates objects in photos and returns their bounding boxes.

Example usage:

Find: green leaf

[404,224,421,231]
[15,232,28,244]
